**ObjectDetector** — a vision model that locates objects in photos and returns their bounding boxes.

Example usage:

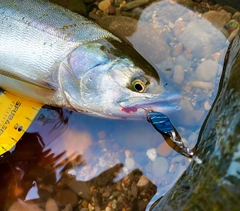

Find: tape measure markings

[0,91,43,155]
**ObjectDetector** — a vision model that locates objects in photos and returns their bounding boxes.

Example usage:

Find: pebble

[45,198,58,211]
[105,206,112,211]
[183,49,193,60]
[232,12,240,22]
[111,200,117,209]
[222,5,239,15]
[95,206,101,211]
[54,189,78,207]
[8,200,44,211]
[125,150,131,158]
[152,157,169,177]
[146,148,157,161]
[113,0,124,7]
[180,97,194,111]
[202,10,232,27]
[228,28,240,42]
[131,182,138,198]
[137,175,150,187]
[98,0,111,13]
[156,60,174,78]
[157,141,172,157]
[191,80,213,89]
[81,200,88,208]
[174,18,185,29]
[121,0,149,11]
[223,5,238,15]
[68,179,91,200]
[179,19,227,58]
[173,43,183,57]
[88,203,94,211]
[173,18,185,39]
[125,157,135,169]
[102,190,111,198]
[212,52,221,62]
[225,20,240,33]
[204,101,211,110]
[195,59,218,81]
[62,204,73,211]
[173,65,185,84]
[171,155,184,164]
[176,54,192,69]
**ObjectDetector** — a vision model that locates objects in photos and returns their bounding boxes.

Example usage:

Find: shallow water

[1,0,238,210]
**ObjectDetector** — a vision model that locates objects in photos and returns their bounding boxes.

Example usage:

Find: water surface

[1,0,237,210]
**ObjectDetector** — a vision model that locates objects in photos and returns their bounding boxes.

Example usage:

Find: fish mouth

[119,94,181,116]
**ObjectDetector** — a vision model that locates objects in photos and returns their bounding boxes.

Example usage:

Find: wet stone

[156,60,174,78]
[175,54,192,69]
[113,0,124,7]
[191,80,214,89]
[62,204,73,211]
[232,12,240,22]
[146,148,157,161]
[54,189,78,207]
[68,179,90,200]
[225,20,240,32]
[173,65,185,84]
[125,157,135,170]
[178,19,227,58]
[195,59,218,81]
[98,0,111,14]
[204,101,211,110]
[121,0,149,11]
[137,175,150,187]
[152,157,169,177]
[8,200,44,211]
[228,28,240,42]
[202,10,232,27]
[45,198,58,211]
[222,5,239,15]
[180,97,194,112]
[157,140,173,157]
[173,43,183,57]
[97,16,170,64]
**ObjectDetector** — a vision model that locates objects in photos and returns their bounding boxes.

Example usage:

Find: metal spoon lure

[145,110,202,164]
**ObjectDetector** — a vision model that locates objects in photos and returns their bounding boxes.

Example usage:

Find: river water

[1,0,239,210]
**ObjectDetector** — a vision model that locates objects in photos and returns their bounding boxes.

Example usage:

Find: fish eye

[130,75,149,93]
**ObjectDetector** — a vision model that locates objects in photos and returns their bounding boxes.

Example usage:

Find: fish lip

[119,93,181,108]
[119,93,182,115]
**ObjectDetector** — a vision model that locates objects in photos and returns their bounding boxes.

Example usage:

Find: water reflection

[97,0,231,207]
[1,0,236,210]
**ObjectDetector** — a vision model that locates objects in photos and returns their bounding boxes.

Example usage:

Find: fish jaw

[119,99,181,119]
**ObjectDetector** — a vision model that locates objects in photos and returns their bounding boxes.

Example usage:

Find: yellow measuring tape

[0,90,42,155]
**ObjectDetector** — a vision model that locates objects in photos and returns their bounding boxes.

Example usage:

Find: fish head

[59,39,181,119]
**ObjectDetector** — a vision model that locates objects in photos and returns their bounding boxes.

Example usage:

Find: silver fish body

[0,0,180,119]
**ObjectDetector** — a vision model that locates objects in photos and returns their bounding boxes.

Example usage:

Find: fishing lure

[146,110,202,163]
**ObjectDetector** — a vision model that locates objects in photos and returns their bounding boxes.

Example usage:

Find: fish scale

[0,0,180,119]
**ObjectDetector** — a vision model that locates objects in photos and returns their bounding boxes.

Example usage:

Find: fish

[0,0,180,119]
